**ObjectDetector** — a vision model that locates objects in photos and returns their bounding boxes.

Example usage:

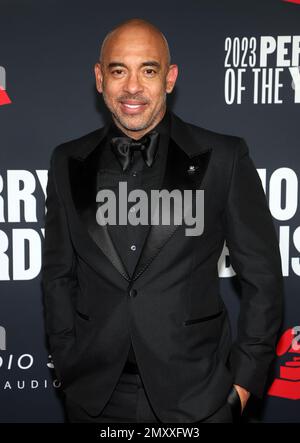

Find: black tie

[110,131,159,172]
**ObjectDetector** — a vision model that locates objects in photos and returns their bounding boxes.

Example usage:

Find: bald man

[42,18,283,423]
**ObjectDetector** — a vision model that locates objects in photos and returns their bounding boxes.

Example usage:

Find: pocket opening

[183,309,223,326]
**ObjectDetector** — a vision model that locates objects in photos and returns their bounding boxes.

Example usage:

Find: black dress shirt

[96,108,171,368]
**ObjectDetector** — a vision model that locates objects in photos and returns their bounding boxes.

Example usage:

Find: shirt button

[130,245,137,251]
[129,288,137,298]
[132,171,138,176]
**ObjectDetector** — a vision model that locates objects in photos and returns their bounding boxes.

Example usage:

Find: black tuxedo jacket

[41,110,284,422]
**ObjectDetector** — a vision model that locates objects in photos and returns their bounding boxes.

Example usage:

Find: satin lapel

[68,125,131,281]
[130,136,212,281]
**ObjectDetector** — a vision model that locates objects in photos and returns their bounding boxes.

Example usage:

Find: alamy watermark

[95,183,205,236]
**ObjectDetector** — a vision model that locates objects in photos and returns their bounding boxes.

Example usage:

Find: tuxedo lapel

[69,124,131,280]
[130,135,212,281]
[68,112,212,282]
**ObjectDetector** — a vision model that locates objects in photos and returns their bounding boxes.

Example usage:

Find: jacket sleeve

[223,138,284,399]
[41,146,77,381]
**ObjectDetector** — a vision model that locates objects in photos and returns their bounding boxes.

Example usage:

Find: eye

[144,69,157,76]
[111,69,124,76]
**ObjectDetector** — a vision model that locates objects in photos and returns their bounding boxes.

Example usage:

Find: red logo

[0,67,12,106]
[268,327,300,400]
[283,0,300,4]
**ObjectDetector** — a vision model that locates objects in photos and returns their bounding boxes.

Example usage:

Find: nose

[123,71,143,95]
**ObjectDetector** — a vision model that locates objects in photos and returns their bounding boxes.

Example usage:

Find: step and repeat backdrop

[0,0,299,423]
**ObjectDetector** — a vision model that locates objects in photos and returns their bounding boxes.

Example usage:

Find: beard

[102,91,166,133]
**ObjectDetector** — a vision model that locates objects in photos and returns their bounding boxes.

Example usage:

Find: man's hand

[233,384,251,413]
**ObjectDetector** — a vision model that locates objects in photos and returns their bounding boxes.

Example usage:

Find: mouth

[120,100,148,114]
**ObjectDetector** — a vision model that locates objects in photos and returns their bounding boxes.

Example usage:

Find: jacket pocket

[183,309,223,326]
[75,308,90,321]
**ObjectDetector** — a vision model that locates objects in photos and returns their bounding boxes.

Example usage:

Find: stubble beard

[102,91,167,133]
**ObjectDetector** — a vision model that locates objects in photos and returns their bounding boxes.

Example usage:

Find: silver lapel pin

[187,164,198,174]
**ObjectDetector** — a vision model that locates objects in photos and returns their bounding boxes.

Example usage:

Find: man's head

[94,18,178,139]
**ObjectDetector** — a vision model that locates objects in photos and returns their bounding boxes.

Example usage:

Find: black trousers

[65,369,235,423]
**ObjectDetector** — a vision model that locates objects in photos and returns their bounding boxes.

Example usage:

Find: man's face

[94,26,178,135]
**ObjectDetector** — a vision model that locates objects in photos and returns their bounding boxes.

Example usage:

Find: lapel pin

[187,165,198,174]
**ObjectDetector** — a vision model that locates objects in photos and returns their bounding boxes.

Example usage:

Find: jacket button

[129,288,137,298]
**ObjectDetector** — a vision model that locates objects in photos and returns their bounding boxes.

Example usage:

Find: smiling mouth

[120,101,148,113]
[123,103,143,108]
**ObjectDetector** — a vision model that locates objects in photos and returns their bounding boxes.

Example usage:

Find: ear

[94,62,103,94]
[166,64,178,94]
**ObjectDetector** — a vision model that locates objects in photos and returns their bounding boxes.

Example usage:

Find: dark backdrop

[0,0,299,422]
